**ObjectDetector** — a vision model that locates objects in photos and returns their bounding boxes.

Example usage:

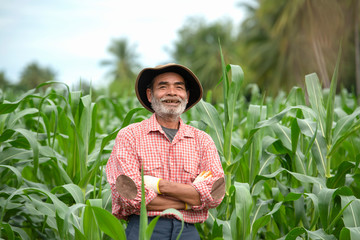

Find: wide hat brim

[135,63,203,113]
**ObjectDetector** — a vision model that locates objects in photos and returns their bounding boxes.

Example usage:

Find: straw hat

[135,63,203,113]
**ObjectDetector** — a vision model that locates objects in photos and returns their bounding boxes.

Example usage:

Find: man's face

[146,72,189,118]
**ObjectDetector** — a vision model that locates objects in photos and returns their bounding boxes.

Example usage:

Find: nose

[166,85,177,95]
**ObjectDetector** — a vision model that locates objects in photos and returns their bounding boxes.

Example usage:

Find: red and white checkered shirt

[106,113,224,223]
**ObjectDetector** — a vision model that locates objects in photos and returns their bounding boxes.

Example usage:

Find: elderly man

[106,63,225,240]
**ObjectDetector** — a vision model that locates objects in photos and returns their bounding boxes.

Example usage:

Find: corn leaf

[1,223,15,240]
[284,227,307,240]
[61,184,85,204]
[329,108,360,158]
[254,167,326,187]
[219,42,229,125]
[91,206,126,240]
[10,226,29,240]
[305,73,326,137]
[0,148,32,163]
[240,105,316,156]
[194,99,224,154]
[286,86,306,106]
[145,216,161,239]
[161,209,184,240]
[8,108,38,129]
[139,164,147,240]
[297,118,327,177]
[327,161,355,188]
[340,227,360,240]
[325,45,342,146]
[223,64,244,165]
[246,105,265,183]
[307,229,337,240]
[14,128,40,177]
[0,89,36,115]
[121,107,144,128]
[83,201,101,239]
[232,182,253,240]
[0,165,23,187]
[341,196,360,227]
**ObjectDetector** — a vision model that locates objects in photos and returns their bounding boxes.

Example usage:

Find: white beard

[151,94,188,119]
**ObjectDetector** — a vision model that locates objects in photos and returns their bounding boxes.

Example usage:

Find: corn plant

[0,83,135,239]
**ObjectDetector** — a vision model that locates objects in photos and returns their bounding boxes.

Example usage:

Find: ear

[146,88,152,103]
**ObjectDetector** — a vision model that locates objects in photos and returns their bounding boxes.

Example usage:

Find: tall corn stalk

[195,44,244,220]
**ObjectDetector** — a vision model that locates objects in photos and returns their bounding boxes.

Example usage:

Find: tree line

[1,0,359,102]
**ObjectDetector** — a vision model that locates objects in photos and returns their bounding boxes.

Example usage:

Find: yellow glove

[193,171,212,184]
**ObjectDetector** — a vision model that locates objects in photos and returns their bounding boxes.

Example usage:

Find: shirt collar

[146,113,194,138]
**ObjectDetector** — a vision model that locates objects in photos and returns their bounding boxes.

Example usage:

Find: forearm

[158,180,201,206]
[147,195,185,211]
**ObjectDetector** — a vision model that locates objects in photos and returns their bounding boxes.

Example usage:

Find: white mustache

[160,97,183,103]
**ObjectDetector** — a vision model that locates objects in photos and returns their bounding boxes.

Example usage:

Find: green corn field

[1,57,360,239]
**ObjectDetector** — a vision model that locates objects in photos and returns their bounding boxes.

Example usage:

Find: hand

[144,175,162,194]
[193,170,212,184]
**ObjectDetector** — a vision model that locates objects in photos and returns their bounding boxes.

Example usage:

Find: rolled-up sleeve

[106,127,157,219]
[190,138,225,211]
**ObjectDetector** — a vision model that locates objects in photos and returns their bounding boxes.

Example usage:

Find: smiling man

[106,63,225,240]
[147,72,189,128]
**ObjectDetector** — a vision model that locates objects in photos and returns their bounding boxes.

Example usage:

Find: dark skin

[145,72,201,211]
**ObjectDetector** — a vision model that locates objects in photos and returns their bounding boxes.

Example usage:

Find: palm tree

[238,0,359,95]
[101,38,141,96]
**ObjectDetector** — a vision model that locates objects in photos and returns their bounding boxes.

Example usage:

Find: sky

[0,0,248,87]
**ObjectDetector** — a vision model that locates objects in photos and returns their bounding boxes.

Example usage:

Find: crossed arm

[146,180,201,211]
[115,172,219,212]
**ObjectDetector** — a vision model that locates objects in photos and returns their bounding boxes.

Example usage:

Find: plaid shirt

[106,113,224,223]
